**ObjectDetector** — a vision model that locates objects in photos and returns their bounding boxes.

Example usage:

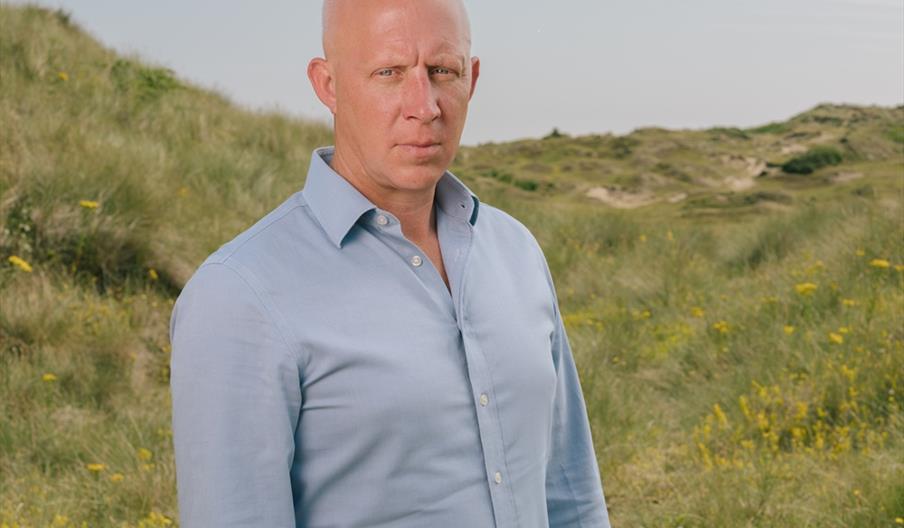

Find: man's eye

[376,69,395,77]
[431,67,453,75]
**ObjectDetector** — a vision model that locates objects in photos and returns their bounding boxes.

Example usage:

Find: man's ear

[468,56,480,101]
[308,58,337,114]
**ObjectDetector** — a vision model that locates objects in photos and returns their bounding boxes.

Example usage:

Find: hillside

[2,5,903,527]
[453,104,903,216]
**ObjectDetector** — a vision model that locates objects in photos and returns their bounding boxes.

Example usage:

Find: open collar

[301,146,480,249]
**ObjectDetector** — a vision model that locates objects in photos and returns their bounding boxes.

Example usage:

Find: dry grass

[1,4,902,526]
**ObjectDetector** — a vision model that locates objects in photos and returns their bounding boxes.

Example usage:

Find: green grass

[2,5,903,527]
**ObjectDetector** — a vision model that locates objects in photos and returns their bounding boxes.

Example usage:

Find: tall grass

[1,4,902,526]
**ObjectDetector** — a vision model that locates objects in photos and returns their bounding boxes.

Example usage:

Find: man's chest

[262,226,559,458]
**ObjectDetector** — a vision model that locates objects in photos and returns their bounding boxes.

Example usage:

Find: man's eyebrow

[368,51,466,68]
[430,54,467,68]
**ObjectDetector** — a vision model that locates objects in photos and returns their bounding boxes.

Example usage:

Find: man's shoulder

[476,202,544,255]
[172,191,316,322]
[202,191,309,267]
[179,189,322,303]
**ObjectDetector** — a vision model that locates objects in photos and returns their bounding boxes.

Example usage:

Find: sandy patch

[831,171,864,183]
[726,176,756,191]
[721,154,767,177]
[781,144,808,155]
[585,187,658,208]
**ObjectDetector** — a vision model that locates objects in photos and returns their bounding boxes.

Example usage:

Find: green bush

[609,136,639,159]
[781,146,843,174]
[513,178,538,192]
[543,127,567,140]
[749,122,790,135]
[886,124,904,144]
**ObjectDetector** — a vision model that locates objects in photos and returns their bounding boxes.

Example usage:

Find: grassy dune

[1,5,902,527]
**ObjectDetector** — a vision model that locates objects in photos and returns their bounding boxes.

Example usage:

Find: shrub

[609,136,639,159]
[543,127,566,140]
[886,124,904,144]
[110,59,181,103]
[749,122,791,135]
[781,146,843,174]
[513,178,538,192]
[708,127,750,140]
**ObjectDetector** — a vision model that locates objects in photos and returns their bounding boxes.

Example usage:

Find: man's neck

[328,149,439,243]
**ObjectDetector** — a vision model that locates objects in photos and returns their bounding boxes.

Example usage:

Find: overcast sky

[10,0,904,145]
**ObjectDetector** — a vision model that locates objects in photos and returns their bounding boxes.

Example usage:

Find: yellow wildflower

[52,514,69,527]
[148,268,159,281]
[840,364,856,382]
[144,512,173,526]
[42,373,57,382]
[895,264,904,272]
[631,309,651,320]
[86,463,105,472]
[712,321,730,334]
[109,473,125,482]
[842,298,857,307]
[691,307,705,318]
[869,258,890,268]
[784,325,795,335]
[895,517,903,525]
[712,403,728,429]
[795,282,818,295]
[57,71,69,82]
[838,326,850,334]
[7,255,33,272]
[855,248,865,256]
[79,199,100,209]
[138,447,153,461]
[638,234,647,243]
[828,332,844,345]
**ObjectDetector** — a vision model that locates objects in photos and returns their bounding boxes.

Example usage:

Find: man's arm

[534,244,611,527]
[169,262,302,527]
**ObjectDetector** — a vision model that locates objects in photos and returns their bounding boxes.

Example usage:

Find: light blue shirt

[169,146,610,527]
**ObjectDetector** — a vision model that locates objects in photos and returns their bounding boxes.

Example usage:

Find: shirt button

[410,255,423,267]
[494,471,502,484]
[376,215,389,226]
[479,393,489,407]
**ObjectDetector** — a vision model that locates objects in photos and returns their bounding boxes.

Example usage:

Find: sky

[9,0,904,145]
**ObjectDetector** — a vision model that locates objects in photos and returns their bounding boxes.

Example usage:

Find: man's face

[320,0,479,195]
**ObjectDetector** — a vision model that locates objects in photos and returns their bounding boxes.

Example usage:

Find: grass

[2,4,903,527]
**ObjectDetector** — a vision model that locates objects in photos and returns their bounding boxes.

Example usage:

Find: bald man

[169,1,611,526]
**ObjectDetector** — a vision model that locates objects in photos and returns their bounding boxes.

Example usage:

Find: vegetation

[2,5,902,527]
[782,146,844,175]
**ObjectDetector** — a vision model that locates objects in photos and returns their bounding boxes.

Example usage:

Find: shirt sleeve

[169,262,302,527]
[537,250,612,527]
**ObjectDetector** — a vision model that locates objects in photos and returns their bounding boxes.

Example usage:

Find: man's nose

[402,70,441,122]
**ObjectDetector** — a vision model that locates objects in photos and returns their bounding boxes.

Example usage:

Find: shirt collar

[301,146,480,249]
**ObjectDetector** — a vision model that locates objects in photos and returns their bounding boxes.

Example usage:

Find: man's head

[308,0,479,199]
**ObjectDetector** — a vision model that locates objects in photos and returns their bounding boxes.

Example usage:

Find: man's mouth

[397,142,442,156]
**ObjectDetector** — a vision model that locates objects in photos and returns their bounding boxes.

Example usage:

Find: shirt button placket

[410,255,423,267]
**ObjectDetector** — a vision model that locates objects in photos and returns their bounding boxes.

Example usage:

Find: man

[169,0,611,526]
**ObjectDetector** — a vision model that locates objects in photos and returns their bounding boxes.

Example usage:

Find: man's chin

[386,164,448,191]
